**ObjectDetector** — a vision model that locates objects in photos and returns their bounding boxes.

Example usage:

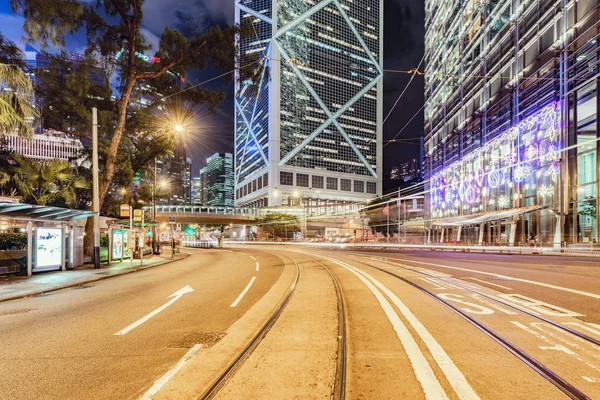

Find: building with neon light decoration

[234,0,384,210]
[424,1,599,245]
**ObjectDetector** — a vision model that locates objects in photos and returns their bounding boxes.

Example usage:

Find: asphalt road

[1,245,600,399]
[0,248,284,400]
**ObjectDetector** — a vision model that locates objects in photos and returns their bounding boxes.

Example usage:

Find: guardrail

[225,240,600,257]
[182,240,218,249]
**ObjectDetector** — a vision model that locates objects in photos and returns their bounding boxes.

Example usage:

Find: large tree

[10,0,259,206]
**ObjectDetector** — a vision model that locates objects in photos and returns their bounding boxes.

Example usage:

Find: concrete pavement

[0,252,187,303]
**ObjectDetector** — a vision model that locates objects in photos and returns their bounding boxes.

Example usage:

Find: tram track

[200,251,347,400]
[348,255,592,400]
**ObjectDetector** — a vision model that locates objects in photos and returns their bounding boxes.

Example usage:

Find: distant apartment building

[2,129,86,165]
[155,142,192,206]
[23,45,105,87]
[206,153,234,207]
[391,159,420,182]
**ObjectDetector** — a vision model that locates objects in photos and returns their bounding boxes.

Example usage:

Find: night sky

[0,0,424,188]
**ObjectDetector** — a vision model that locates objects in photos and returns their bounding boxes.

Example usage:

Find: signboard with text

[133,209,142,222]
[120,204,130,217]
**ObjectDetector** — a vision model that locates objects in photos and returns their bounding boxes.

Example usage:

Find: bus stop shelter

[0,200,96,276]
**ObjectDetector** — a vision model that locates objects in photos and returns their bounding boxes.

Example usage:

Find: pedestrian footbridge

[149,205,259,225]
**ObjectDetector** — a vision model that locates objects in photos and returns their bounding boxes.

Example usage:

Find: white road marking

[330,261,449,399]
[139,344,203,399]
[389,258,600,300]
[438,294,494,315]
[512,321,575,355]
[327,257,480,400]
[470,294,518,315]
[497,294,584,317]
[114,286,194,336]
[583,377,599,383]
[230,277,256,307]
[249,255,256,261]
[467,277,512,291]
[420,277,447,290]
[255,262,260,271]
[564,322,600,339]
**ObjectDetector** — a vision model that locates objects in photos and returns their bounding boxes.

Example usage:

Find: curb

[0,253,190,304]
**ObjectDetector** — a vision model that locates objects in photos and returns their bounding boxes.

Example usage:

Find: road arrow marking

[114,286,194,336]
[230,277,256,307]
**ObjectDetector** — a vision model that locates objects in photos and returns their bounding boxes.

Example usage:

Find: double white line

[324,257,479,400]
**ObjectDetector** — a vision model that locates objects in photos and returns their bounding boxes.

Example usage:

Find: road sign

[120,204,130,217]
[169,217,176,223]
[133,209,142,222]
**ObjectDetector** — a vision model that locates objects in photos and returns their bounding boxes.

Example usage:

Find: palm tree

[0,34,37,135]
[9,155,88,206]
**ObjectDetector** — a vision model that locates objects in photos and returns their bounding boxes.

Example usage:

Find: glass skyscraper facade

[424,0,600,245]
[234,0,384,209]
[206,153,234,207]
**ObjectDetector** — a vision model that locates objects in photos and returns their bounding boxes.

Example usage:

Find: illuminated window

[327,177,338,190]
[366,182,376,194]
[297,173,309,187]
[281,171,293,186]
[341,179,351,191]
[312,175,324,189]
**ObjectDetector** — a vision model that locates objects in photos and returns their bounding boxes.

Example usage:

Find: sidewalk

[0,252,188,303]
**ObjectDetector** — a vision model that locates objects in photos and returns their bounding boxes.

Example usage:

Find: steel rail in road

[355,254,600,348]
[351,257,591,400]
[308,255,347,400]
[199,253,301,400]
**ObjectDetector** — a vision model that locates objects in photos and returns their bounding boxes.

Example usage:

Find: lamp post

[92,107,100,269]
[152,157,157,254]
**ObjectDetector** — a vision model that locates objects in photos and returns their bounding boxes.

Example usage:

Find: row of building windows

[280,171,376,194]
[236,173,269,200]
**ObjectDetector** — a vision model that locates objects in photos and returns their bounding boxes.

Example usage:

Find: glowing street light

[173,124,184,133]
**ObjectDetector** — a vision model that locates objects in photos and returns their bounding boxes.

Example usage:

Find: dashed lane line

[230,277,256,308]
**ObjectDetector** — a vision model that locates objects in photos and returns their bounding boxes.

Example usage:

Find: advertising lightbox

[36,227,63,270]
[112,230,123,260]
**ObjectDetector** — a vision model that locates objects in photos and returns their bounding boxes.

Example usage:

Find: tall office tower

[155,142,191,206]
[206,153,234,207]
[424,1,600,245]
[234,0,384,209]
[199,167,208,205]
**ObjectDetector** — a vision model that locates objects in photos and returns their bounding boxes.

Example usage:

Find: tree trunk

[84,76,136,257]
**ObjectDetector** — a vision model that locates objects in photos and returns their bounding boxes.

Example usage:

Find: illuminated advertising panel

[112,230,123,259]
[36,227,63,270]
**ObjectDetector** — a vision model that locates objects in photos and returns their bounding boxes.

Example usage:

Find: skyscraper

[206,153,234,207]
[234,0,384,209]
[424,1,600,245]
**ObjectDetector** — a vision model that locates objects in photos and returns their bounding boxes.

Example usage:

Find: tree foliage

[0,154,88,206]
[10,0,262,206]
[256,212,300,239]
[0,34,38,135]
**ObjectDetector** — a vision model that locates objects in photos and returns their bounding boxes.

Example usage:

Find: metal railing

[150,205,260,217]
[182,240,218,249]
